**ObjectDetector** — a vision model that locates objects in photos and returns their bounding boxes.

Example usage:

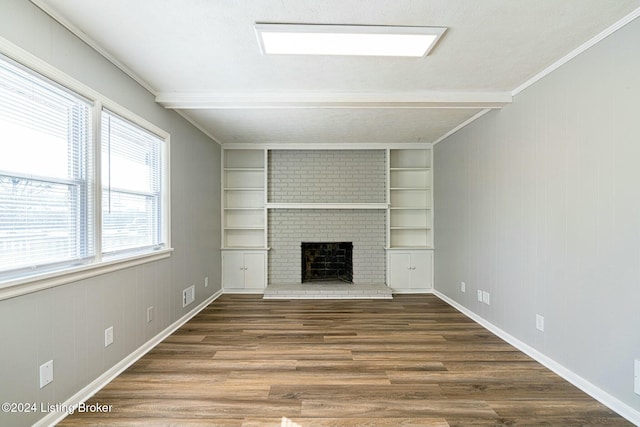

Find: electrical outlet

[39,360,53,388]
[536,314,545,332]
[634,359,639,395]
[104,326,114,347]
[482,291,490,305]
[477,290,483,302]
[204,276,209,288]
[147,306,154,323]
[460,282,466,292]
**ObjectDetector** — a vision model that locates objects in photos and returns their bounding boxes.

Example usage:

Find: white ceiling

[33,0,640,145]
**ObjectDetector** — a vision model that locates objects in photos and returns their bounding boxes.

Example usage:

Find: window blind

[101,109,165,256]
[0,55,93,279]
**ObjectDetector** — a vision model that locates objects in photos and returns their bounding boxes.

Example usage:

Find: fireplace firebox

[301,242,353,283]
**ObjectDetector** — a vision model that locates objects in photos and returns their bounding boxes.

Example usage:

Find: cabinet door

[222,252,245,289]
[410,251,433,290]
[243,252,266,290]
[388,252,412,289]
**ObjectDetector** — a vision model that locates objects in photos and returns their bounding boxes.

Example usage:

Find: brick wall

[267,150,386,284]
[268,150,385,203]
[268,209,386,284]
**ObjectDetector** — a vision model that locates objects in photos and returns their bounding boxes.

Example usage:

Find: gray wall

[434,15,640,414]
[267,150,386,284]
[0,2,221,426]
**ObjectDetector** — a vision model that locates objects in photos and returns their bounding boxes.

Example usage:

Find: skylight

[254,24,446,57]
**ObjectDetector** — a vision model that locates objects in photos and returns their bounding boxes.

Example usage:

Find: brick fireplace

[302,242,353,283]
[267,150,386,285]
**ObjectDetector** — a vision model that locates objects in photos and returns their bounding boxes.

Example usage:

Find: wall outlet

[183,285,195,307]
[634,359,640,395]
[536,314,545,332]
[204,276,209,287]
[460,282,466,292]
[482,291,490,305]
[477,290,483,302]
[146,306,154,323]
[104,326,114,347]
[39,360,53,388]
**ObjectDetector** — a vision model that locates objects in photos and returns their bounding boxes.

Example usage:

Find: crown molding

[432,108,491,145]
[512,6,640,96]
[30,0,158,96]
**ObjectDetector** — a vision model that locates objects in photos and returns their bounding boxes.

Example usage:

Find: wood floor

[59,295,631,426]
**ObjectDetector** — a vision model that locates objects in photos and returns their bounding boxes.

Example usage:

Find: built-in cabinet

[222,251,267,291]
[387,250,433,292]
[386,148,434,292]
[221,146,434,293]
[221,149,267,291]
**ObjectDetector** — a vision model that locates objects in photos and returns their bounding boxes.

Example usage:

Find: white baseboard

[432,289,640,426]
[35,289,223,427]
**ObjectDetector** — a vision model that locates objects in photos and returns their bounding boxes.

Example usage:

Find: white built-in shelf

[266,203,388,210]
[387,148,433,249]
[222,149,267,249]
[221,246,270,251]
[389,206,431,210]
[390,187,432,191]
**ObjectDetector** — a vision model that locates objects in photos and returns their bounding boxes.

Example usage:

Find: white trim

[222,290,266,294]
[223,142,433,150]
[511,6,640,97]
[163,133,172,250]
[29,0,221,147]
[173,109,223,145]
[266,203,388,210]
[0,36,173,302]
[221,247,270,251]
[385,247,434,251]
[29,0,158,96]
[0,249,173,302]
[33,288,223,427]
[432,108,491,145]
[101,101,170,141]
[156,91,511,110]
[0,36,109,106]
[93,100,104,265]
[432,290,640,426]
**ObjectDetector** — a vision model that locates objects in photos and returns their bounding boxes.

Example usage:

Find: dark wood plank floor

[59,295,632,426]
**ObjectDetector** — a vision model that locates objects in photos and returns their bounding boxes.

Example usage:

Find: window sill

[0,248,173,302]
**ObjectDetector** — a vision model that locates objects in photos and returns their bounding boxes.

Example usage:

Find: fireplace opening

[301,242,353,283]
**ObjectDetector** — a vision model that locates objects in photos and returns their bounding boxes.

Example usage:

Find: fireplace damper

[301,242,353,283]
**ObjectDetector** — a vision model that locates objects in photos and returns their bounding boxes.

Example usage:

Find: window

[101,110,166,257]
[0,52,169,287]
[0,55,93,280]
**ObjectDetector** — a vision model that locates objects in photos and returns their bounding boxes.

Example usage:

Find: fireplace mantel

[266,203,388,210]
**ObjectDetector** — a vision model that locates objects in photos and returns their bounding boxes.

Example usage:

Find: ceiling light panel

[255,24,446,57]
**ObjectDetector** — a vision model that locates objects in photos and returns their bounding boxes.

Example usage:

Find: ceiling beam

[155,91,511,110]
